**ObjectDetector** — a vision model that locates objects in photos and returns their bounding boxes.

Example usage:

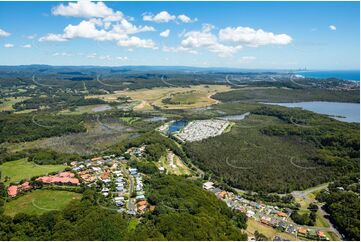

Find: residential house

[298,227,308,236]
[203,181,214,190]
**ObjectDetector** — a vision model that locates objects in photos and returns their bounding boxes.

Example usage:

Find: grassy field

[246,219,298,241]
[86,85,232,110]
[0,96,30,111]
[325,231,341,241]
[3,189,82,216]
[163,91,201,105]
[0,158,67,184]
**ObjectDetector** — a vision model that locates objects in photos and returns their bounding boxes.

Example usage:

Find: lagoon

[267,101,360,123]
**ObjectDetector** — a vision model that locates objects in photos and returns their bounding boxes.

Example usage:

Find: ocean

[295,70,360,81]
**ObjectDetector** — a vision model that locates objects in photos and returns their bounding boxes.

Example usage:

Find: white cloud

[181,25,217,48]
[208,43,242,57]
[86,53,97,59]
[329,25,337,31]
[160,29,170,38]
[21,44,32,48]
[4,43,14,48]
[117,36,156,49]
[62,20,125,41]
[52,52,73,57]
[26,34,37,40]
[116,56,128,61]
[41,0,157,51]
[143,11,176,23]
[180,24,240,57]
[177,14,197,23]
[0,28,10,37]
[219,26,292,47]
[52,0,122,20]
[39,33,68,42]
[39,19,154,42]
[99,55,112,61]
[162,46,197,54]
[239,56,256,64]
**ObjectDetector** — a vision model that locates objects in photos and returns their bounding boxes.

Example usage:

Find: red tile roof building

[7,181,33,198]
[7,185,18,197]
[36,172,80,185]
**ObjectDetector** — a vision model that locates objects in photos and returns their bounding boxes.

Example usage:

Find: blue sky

[0,0,359,69]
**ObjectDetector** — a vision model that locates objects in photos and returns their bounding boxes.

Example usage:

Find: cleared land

[3,189,82,216]
[0,158,67,185]
[158,151,192,176]
[86,85,232,110]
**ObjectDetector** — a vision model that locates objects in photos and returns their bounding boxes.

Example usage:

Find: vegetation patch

[212,88,360,103]
[120,116,141,124]
[0,97,30,111]
[3,189,82,217]
[0,112,86,143]
[0,158,67,185]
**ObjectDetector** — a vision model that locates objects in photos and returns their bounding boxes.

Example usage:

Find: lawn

[3,189,82,216]
[0,158,67,184]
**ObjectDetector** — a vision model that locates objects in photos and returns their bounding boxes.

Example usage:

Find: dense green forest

[185,105,359,193]
[0,113,86,143]
[212,88,360,103]
[142,175,248,240]
[0,176,247,240]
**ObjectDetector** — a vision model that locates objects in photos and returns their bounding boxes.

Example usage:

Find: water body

[218,112,250,121]
[295,70,360,81]
[167,120,188,134]
[267,102,360,123]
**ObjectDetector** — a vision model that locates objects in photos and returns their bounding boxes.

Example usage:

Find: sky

[0,0,359,69]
